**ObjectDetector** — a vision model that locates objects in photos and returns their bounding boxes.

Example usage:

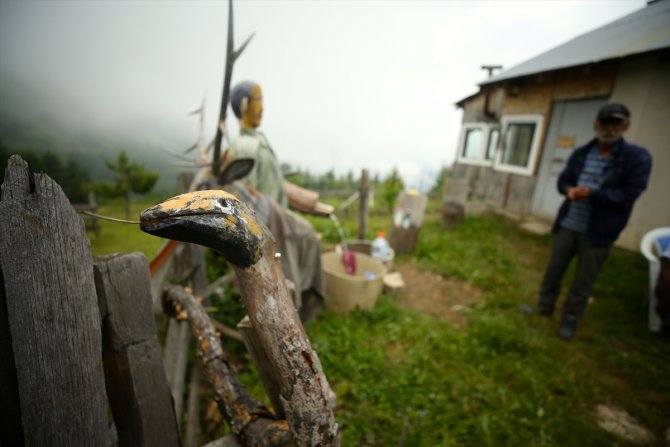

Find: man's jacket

[553,137,652,246]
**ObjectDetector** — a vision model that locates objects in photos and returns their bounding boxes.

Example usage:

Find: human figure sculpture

[220,80,325,321]
[223,81,288,207]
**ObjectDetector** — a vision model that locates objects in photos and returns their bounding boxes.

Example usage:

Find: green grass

[87,197,165,258]
[305,211,670,446]
[89,197,670,446]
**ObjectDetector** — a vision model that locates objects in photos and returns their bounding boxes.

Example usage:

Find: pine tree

[87,150,159,218]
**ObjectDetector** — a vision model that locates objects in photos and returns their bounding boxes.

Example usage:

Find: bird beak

[140,190,264,268]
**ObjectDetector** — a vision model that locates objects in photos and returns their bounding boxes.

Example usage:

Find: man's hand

[567,186,589,201]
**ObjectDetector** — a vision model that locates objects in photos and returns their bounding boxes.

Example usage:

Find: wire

[79,210,140,225]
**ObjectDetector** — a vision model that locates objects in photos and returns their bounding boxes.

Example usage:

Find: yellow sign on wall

[557,135,577,148]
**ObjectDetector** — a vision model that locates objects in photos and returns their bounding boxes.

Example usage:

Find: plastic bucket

[322,251,386,312]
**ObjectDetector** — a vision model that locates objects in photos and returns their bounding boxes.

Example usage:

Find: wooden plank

[0,155,108,445]
[94,252,180,447]
[0,264,24,446]
[163,318,190,423]
[184,365,201,447]
[163,241,208,427]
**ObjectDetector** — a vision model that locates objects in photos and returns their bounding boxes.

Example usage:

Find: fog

[0,0,645,189]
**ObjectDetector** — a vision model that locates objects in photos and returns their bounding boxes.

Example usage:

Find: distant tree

[379,167,404,213]
[346,170,354,186]
[86,150,159,218]
[280,162,295,177]
[372,173,380,185]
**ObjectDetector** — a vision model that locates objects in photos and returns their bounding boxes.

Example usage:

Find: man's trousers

[538,227,612,322]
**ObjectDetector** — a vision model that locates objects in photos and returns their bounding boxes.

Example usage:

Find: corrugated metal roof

[480,0,670,86]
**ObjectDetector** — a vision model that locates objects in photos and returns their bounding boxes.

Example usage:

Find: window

[456,123,500,166]
[462,128,482,159]
[495,115,544,175]
[486,128,499,161]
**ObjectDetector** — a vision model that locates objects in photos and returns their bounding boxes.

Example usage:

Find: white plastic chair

[640,227,670,332]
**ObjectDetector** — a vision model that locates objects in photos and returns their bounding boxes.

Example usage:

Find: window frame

[494,114,544,176]
[456,122,501,166]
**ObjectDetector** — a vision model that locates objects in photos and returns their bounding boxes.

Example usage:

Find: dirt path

[392,260,484,328]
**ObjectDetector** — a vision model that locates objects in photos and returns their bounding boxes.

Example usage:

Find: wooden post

[0,155,109,445]
[234,246,339,446]
[0,259,23,446]
[94,252,180,446]
[184,242,208,447]
[358,169,369,240]
[150,241,176,317]
[237,316,286,419]
[184,366,202,447]
[163,241,208,425]
[163,318,190,423]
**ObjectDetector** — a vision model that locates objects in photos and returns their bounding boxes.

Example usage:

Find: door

[531,98,608,219]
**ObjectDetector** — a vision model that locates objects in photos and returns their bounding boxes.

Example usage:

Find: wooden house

[450,0,669,250]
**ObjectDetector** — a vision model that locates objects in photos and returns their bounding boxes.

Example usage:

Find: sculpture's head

[140,190,264,268]
[231,81,263,129]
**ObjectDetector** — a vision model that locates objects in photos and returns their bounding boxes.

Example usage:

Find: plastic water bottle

[371,231,391,262]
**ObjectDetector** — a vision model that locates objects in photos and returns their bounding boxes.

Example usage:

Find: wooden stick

[358,169,369,240]
[211,318,244,342]
[163,285,294,446]
[231,237,339,447]
[142,190,339,446]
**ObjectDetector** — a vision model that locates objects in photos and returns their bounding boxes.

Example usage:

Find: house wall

[453,63,617,215]
[453,53,668,250]
[460,88,505,123]
[607,52,670,249]
[452,163,536,215]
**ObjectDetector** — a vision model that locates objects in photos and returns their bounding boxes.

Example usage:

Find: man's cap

[597,103,630,121]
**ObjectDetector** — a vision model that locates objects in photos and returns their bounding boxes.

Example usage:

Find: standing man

[526,103,652,340]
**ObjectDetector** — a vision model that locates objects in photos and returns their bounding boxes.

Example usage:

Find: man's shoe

[557,316,578,340]
[520,305,552,316]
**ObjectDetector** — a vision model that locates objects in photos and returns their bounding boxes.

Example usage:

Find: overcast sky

[0,0,646,189]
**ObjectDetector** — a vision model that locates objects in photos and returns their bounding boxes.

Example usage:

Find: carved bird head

[140,190,263,268]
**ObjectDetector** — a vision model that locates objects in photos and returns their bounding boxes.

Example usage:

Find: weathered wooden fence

[0,155,338,446]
